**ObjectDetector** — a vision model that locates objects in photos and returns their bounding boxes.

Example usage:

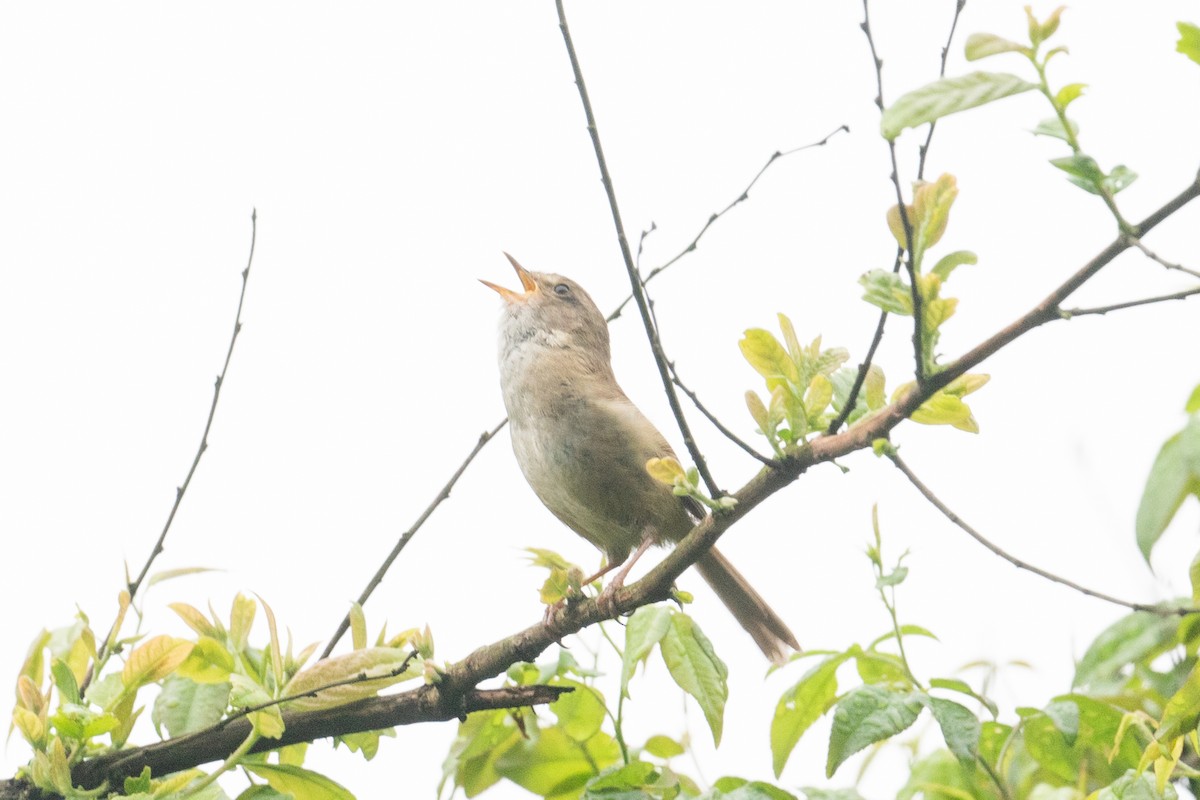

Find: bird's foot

[594,577,626,620]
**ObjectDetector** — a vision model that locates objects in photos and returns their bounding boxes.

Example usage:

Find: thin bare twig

[1061,286,1200,318]
[228,651,420,723]
[608,125,850,322]
[88,210,258,688]
[322,420,508,657]
[888,452,1195,616]
[1128,236,1200,280]
[555,0,721,497]
[669,366,780,468]
[861,0,925,384]
[916,0,967,180]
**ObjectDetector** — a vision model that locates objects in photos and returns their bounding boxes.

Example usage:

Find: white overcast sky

[1,2,1198,798]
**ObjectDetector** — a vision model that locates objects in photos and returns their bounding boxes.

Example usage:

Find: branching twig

[1060,286,1200,318]
[556,0,721,497]
[226,650,420,724]
[88,210,258,688]
[861,0,925,384]
[1128,236,1200,280]
[888,452,1195,616]
[322,420,508,657]
[608,125,850,322]
[669,366,780,468]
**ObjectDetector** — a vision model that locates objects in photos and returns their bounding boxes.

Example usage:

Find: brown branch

[71,684,569,790]
[556,0,721,498]
[322,419,508,657]
[1060,285,1200,318]
[888,452,1195,616]
[608,126,850,322]
[88,210,258,690]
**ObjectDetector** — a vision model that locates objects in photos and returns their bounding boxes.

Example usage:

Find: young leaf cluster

[740,315,861,453]
[12,592,425,798]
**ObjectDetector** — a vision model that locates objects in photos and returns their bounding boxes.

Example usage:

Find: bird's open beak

[480,253,538,303]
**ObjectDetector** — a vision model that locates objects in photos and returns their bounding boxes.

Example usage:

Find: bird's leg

[595,528,656,619]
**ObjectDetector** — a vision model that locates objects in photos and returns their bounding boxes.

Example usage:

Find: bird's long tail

[695,547,799,664]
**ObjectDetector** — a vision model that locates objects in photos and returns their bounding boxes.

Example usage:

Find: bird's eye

[554,283,571,296]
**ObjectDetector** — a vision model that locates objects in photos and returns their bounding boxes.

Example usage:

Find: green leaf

[1098,770,1179,800]
[1074,611,1179,689]
[1049,153,1106,189]
[964,33,1030,61]
[622,606,672,698]
[705,777,799,799]
[244,764,355,800]
[854,652,909,686]
[881,72,1037,140]
[1032,116,1079,142]
[495,726,620,797]
[1177,22,1200,66]
[859,270,912,316]
[771,653,848,777]
[50,659,81,706]
[550,680,606,742]
[875,566,908,589]
[826,685,924,777]
[868,625,939,651]
[643,734,685,759]
[660,613,728,746]
[1055,83,1087,109]
[1136,417,1200,560]
[1191,552,1200,605]
[176,636,236,684]
[581,761,665,798]
[929,677,998,718]
[1106,165,1138,195]
[122,635,195,689]
[441,709,520,798]
[283,647,417,711]
[740,329,800,389]
[1028,6,1066,46]
[152,675,231,737]
[1185,383,1200,414]
[930,250,977,282]
[926,697,981,766]
[334,728,395,761]
[907,390,978,432]
[1159,660,1200,740]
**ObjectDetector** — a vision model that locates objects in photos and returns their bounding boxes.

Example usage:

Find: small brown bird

[483,254,798,662]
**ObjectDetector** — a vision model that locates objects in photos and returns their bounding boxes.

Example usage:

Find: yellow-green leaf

[284,647,417,712]
[646,456,686,486]
[740,329,800,388]
[123,636,194,689]
[245,763,355,800]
